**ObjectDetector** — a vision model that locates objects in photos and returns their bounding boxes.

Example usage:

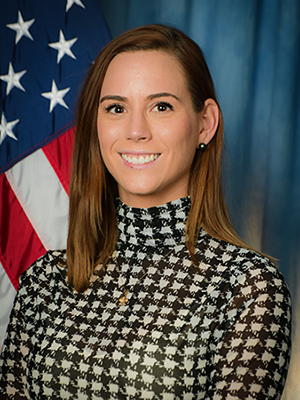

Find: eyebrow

[147,92,180,101]
[99,92,180,103]
[99,95,127,103]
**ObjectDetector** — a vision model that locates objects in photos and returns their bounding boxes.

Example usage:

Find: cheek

[97,117,122,146]
[172,123,199,165]
[98,138,112,169]
[97,120,113,152]
[97,128,111,169]
[172,119,199,149]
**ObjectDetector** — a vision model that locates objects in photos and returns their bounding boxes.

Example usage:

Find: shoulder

[18,250,68,293]
[197,232,290,300]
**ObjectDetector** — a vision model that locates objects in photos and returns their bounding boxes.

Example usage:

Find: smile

[121,153,160,165]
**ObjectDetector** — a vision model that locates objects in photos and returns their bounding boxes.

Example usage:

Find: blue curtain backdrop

[98,0,300,398]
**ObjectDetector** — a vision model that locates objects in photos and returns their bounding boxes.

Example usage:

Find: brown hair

[67,24,261,292]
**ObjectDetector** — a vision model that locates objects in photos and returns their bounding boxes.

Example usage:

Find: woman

[0,24,291,399]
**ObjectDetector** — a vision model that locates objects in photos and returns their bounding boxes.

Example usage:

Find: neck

[118,190,190,209]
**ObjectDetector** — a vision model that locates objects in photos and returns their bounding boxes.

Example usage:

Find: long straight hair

[67,24,265,292]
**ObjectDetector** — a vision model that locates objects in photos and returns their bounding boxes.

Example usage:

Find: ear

[197,99,219,147]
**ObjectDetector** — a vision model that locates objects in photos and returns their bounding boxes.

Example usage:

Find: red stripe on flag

[0,173,46,290]
[43,128,75,195]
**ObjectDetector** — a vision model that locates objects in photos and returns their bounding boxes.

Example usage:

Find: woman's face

[97,50,203,208]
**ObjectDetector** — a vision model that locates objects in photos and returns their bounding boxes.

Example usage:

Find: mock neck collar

[116,197,190,249]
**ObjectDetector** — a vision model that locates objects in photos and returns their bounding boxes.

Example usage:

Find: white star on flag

[41,80,70,113]
[0,63,26,95]
[49,30,78,64]
[66,0,85,12]
[6,11,35,45]
[0,113,19,145]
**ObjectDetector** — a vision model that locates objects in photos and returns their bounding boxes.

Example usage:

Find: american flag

[0,0,111,347]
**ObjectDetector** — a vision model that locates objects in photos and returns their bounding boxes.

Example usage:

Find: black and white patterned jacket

[0,197,291,399]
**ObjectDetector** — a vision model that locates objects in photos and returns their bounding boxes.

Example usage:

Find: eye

[153,102,173,112]
[105,104,125,114]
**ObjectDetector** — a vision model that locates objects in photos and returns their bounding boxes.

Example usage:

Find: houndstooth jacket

[0,197,291,399]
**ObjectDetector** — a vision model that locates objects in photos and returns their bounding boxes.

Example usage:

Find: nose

[126,111,151,142]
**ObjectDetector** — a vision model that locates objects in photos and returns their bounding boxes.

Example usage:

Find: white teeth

[122,154,159,165]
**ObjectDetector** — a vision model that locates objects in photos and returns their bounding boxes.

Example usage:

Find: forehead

[101,50,188,95]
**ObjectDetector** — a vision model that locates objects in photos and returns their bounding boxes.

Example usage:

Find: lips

[121,153,160,165]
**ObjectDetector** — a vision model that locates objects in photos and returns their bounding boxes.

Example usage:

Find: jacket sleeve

[209,263,292,400]
[0,273,32,399]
